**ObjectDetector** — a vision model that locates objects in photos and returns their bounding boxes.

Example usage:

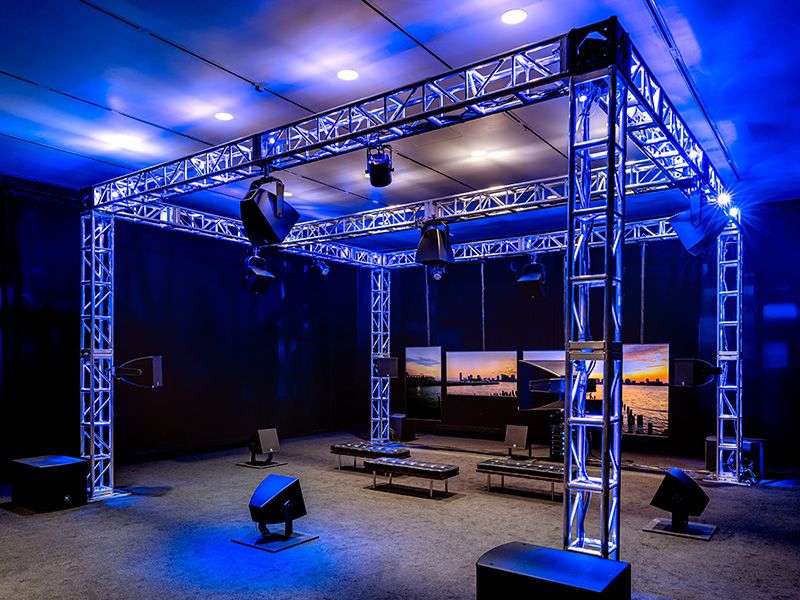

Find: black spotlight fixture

[242,253,275,295]
[516,257,546,300]
[312,259,330,276]
[416,221,455,275]
[672,358,723,388]
[366,143,393,187]
[240,176,300,246]
[644,467,716,540]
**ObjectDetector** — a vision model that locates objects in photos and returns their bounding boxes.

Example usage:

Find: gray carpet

[1,432,798,600]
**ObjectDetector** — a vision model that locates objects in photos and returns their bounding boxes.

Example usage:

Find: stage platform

[1,431,798,600]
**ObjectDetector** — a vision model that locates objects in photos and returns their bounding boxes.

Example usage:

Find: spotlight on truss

[366,143,393,188]
[416,220,454,271]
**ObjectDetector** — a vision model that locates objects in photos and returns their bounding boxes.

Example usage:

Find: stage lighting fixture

[242,254,275,295]
[645,468,716,539]
[366,144,393,187]
[240,176,300,246]
[672,358,722,388]
[313,259,330,276]
[416,220,455,268]
[431,265,446,281]
[516,260,546,300]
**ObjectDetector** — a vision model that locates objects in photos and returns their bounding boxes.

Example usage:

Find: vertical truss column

[715,223,744,482]
[80,212,115,498]
[563,66,628,560]
[370,268,391,443]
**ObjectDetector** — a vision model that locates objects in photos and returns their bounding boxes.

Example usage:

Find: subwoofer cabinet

[10,455,89,512]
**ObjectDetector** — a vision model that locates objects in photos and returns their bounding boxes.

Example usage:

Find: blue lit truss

[83,19,742,561]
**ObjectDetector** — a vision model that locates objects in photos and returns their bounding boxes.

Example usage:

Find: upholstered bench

[330,441,411,469]
[476,458,564,500]
[364,457,459,498]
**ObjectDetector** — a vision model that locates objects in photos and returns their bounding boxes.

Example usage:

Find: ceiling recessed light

[470,149,488,157]
[214,112,234,121]
[337,69,359,81]
[501,8,528,25]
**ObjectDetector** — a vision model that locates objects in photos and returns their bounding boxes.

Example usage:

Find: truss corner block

[566,17,632,76]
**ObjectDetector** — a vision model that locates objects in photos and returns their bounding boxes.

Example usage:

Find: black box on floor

[10,455,89,511]
[704,436,766,480]
[390,413,416,441]
[477,542,630,599]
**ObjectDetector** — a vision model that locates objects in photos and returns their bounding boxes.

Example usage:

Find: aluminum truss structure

[370,269,391,443]
[714,222,745,483]
[561,60,628,558]
[80,212,115,497]
[82,18,737,562]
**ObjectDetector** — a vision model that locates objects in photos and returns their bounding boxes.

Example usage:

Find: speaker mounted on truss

[240,176,300,246]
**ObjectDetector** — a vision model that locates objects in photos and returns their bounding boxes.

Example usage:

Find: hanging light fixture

[242,253,276,295]
[366,143,393,187]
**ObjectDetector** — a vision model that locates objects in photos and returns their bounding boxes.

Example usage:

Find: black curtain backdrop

[1,175,798,472]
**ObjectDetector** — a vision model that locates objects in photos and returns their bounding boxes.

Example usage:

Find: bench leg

[354,456,357,469]
[486,473,491,491]
[430,479,433,498]
[445,479,449,495]
[501,475,504,489]
[337,455,341,469]
[373,471,377,489]
[551,482,554,501]
[389,473,393,486]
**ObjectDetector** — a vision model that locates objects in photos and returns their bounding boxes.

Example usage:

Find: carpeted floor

[1,432,798,600]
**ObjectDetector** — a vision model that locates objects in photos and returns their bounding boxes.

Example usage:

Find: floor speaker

[10,455,88,512]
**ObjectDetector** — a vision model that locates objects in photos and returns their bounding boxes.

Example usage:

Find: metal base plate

[235,461,288,470]
[231,531,318,553]
[642,517,717,541]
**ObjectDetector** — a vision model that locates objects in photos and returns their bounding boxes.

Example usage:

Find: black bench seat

[330,441,411,469]
[363,457,459,498]
[476,458,564,500]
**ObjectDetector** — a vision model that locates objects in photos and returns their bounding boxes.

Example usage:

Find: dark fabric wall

[0,178,368,477]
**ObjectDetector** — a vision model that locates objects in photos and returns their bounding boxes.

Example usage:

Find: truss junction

[83,18,741,561]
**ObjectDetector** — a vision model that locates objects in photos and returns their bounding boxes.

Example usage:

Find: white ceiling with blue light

[1,0,797,244]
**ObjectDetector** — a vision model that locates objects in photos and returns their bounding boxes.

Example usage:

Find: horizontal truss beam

[281,159,678,246]
[91,20,721,210]
[382,218,677,267]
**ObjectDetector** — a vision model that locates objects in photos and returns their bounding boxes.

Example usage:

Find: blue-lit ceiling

[1,0,797,247]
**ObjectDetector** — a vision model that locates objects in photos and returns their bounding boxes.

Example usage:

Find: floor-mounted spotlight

[243,253,275,295]
[240,176,300,246]
[313,259,330,276]
[416,220,455,279]
[516,257,546,300]
[366,143,393,187]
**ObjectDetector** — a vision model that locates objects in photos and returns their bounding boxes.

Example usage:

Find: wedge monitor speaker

[249,474,307,539]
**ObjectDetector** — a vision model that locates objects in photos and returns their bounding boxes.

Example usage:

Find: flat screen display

[446,351,517,397]
[405,347,443,419]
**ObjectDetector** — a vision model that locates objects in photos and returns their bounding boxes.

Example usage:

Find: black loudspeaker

[249,474,307,539]
[416,221,454,266]
[650,468,709,533]
[672,358,722,387]
[669,206,730,256]
[10,456,89,512]
[240,177,300,246]
[477,542,631,598]
[242,255,276,295]
[115,355,163,388]
[516,262,546,300]
[374,357,398,378]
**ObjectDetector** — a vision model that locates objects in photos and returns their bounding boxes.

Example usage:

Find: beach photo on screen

[446,351,517,397]
[405,347,443,419]
[585,344,670,436]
